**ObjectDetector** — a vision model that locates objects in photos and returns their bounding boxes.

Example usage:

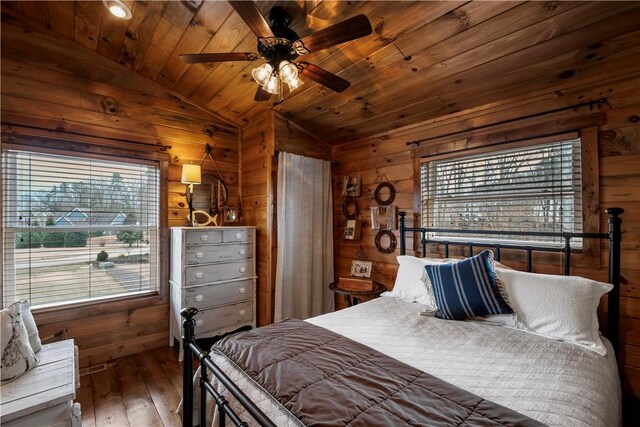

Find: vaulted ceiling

[4,1,640,144]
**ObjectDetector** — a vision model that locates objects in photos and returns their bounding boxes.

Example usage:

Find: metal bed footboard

[180,307,276,427]
[399,207,623,350]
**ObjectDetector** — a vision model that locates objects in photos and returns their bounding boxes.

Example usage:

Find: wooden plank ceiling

[4,1,640,144]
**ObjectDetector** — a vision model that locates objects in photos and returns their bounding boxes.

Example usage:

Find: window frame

[412,127,600,266]
[0,133,170,312]
[420,135,583,248]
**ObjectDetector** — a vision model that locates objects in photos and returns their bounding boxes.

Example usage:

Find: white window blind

[2,149,160,308]
[420,138,582,246]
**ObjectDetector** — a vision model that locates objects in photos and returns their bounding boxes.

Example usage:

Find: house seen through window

[1,149,160,308]
[420,137,583,246]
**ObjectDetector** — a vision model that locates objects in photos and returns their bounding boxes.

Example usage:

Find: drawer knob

[239,310,246,317]
[196,319,204,327]
[200,235,209,242]
[238,288,246,294]
[195,272,204,279]
[235,232,242,240]
[195,252,204,259]
[195,294,204,302]
[239,250,246,255]
[239,267,246,273]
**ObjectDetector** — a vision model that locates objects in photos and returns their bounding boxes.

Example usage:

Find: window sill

[32,292,165,325]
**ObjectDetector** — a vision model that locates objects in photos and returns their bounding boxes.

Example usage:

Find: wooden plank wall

[1,13,239,367]
[240,111,275,327]
[274,113,332,160]
[331,72,640,397]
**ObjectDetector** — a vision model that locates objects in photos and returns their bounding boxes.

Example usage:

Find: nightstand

[329,280,387,307]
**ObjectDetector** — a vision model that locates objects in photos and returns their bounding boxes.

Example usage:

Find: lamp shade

[181,164,202,184]
[251,63,273,86]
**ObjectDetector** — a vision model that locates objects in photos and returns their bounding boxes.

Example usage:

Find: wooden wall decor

[342,197,360,220]
[342,175,362,197]
[374,182,396,206]
[343,219,362,241]
[379,206,398,231]
[375,230,397,254]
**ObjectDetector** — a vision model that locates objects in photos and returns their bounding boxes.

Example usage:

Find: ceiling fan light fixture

[102,0,132,19]
[251,63,274,86]
[263,74,281,95]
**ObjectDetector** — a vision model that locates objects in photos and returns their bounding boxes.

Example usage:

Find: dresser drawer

[186,229,223,245]
[186,244,252,265]
[223,229,254,243]
[194,301,253,335]
[185,260,254,285]
[185,280,253,308]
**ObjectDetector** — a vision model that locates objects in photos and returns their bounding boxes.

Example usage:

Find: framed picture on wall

[342,175,362,197]
[343,219,361,240]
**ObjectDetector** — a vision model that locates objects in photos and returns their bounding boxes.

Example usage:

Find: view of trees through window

[421,138,582,246]
[2,150,159,307]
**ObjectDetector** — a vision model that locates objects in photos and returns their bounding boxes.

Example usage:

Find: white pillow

[390,256,448,310]
[495,268,612,355]
[1,304,39,382]
[8,301,41,353]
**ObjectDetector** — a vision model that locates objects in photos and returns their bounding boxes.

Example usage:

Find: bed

[180,208,624,427]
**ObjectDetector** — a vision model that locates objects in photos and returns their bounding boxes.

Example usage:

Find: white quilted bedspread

[202,296,620,427]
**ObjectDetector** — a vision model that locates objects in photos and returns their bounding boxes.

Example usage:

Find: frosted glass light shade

[251,63,274,86]
[263,74,281,95]
[181,164,202,184]
[279,61,298,81]
[286,76,304,91]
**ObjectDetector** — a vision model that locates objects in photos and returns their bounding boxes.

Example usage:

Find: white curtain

[274,152,334,321]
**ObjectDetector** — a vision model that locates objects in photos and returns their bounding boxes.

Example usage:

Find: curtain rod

[1,122,173,152]
[406,97,607,148]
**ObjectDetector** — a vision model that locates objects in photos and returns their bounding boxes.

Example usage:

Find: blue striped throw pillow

[425,250,513,320]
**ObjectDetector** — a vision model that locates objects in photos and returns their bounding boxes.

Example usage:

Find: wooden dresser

[169,226,257,356]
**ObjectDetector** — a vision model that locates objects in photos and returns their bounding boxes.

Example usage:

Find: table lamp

[181,163,201,226]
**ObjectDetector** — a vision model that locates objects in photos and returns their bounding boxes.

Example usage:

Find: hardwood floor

[76,345,183,427]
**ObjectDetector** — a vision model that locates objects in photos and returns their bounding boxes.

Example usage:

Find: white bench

[1,339,81,427]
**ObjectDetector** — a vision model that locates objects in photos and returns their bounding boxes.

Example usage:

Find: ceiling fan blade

[298,62,350,93]
[254,86,272,101]
[180,52,260,63]
[228,1,274,38]
[294,14,372,54]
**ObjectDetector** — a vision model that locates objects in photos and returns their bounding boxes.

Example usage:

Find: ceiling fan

[180,1,373,102]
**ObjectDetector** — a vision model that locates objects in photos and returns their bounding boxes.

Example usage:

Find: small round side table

[329,281,387,307]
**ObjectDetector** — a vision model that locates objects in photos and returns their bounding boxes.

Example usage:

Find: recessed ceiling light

[102,0,132,20]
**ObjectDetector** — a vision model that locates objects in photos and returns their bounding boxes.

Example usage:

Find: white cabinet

[169,226,256,355]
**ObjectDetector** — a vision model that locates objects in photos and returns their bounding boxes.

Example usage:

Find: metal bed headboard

[399,207,624,349]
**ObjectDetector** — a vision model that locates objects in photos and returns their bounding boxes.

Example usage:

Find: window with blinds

[2,149,160,308]
[420,137,582,246]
